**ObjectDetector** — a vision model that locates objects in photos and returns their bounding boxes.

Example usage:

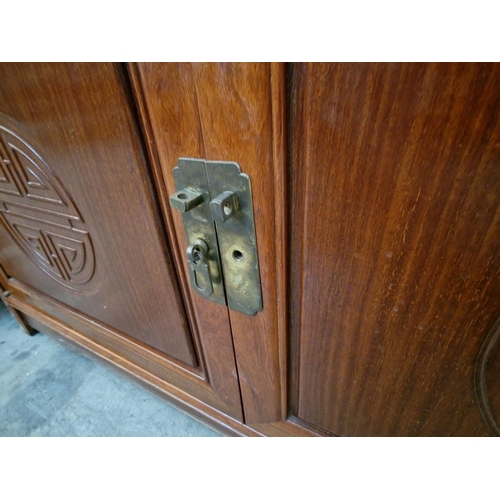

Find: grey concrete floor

[0,303,221,436]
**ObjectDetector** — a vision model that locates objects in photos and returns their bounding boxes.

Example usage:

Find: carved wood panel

[0,63,199,367]
[0,122,95,291]
[475,317,500,435]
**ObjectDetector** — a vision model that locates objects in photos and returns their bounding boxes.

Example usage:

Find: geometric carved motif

[0,123,95,291]
[475,317,500,436]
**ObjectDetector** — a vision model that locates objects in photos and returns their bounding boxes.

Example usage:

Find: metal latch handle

[169,158,262,315]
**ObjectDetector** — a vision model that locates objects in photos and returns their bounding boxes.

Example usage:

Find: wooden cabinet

[1,63,499,436]
[0,63,243,424]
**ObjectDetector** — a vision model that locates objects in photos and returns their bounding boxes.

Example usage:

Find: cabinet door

[134,63,285,424]
[288,63,500,436]
[0,63,243,420]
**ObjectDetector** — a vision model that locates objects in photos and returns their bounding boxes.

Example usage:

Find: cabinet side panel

[289,63,500,436]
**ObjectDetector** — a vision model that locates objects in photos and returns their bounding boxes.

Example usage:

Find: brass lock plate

[205,161,262,316]
[171,158,226,306]
[170,158,262,316]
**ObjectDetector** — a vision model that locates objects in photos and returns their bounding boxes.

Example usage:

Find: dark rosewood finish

[1,63,499,437]
[0,63,197,364]
[289,63,500,436]
[136,63,284,424]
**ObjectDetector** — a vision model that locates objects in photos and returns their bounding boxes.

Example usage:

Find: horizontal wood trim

[4,278,244,420]
[21,311,252,437]
[251,419,327,437]
[4,283,324,437]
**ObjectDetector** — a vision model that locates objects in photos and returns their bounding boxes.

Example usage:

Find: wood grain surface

[4,289,324,436]
[4,62,498,436]
[0,63,196,365]
[137,63,283,423]
[289,63,500,436]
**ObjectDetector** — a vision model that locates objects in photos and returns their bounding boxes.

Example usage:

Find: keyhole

[193,269,206,291]
[193,247,202,262]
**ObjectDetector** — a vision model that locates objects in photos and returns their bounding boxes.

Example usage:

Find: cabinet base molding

[4,287,323,437]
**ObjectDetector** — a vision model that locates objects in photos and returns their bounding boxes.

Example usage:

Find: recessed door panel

[0,63,196,366]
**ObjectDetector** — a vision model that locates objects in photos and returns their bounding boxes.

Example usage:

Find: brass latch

[169,158,262,316]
